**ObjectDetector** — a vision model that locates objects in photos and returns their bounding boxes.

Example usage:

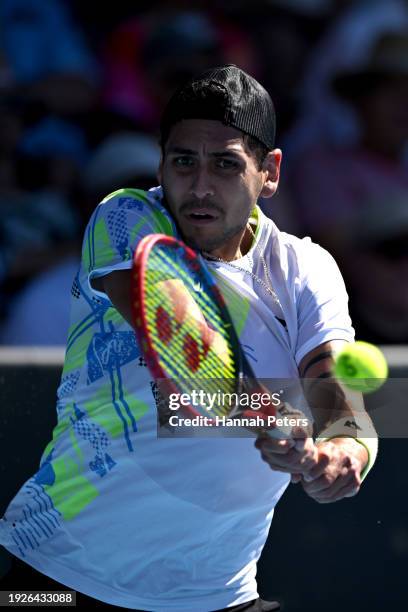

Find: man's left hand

[291,437,368,503]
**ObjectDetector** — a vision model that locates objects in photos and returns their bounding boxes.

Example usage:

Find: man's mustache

[179,200,224,215]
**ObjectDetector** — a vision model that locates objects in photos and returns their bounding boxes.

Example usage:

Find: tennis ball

[332,341,388,393]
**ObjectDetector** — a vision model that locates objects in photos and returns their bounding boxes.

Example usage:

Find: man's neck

[206,224,254,261]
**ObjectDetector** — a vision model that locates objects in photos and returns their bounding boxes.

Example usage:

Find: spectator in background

[83,132,161,200]
[0,133,160,345]
[283,0,408,161]
[345,197,408,344]
[0,118,85,345]
[0,0,98,114]
[100,9,259,133]
[0,113,83,320]
[80,131,162,243]
[0,256,80,346]
[0,0,100,325]
[289,30,408,343]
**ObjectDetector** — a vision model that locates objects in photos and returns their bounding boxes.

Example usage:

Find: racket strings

[145,294,237,416]
[145,310,225,380]
[158,249,232,338]
[144,246,238,386]
[145,279,235,379]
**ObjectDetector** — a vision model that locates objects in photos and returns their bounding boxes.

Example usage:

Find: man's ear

[260,149,282,198]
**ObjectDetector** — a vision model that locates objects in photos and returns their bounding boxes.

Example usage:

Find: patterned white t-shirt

[0,186,354,611]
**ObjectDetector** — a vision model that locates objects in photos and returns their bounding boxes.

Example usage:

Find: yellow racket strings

[144,247,238,410]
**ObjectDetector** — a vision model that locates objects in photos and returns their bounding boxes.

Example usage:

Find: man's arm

[255,339,377,502]
[293,339,377,503]
[299,339,366,436]
[92,270,134,328]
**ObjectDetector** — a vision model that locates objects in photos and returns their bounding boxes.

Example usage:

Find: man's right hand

[254,427,319,476]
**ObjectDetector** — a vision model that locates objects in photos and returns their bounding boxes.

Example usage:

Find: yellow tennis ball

[332,341,388,393]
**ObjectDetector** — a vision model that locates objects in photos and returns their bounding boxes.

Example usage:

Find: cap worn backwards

[160,64,276,149]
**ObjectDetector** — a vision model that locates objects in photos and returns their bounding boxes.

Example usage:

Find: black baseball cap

[160,64,276,149]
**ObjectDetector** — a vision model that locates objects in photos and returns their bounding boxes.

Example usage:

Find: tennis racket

[130,233,295,437]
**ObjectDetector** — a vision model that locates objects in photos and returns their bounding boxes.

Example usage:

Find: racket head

[131,233,250,421]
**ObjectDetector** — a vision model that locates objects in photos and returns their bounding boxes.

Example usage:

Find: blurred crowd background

[0,0,407,347]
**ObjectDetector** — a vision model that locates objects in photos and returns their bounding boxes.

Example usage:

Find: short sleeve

[294,241,355,365]
[81,188,176,294]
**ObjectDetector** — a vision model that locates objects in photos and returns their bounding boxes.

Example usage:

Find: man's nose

[189,167,215,200]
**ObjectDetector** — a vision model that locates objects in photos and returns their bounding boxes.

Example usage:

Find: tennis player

[0,65,378,611]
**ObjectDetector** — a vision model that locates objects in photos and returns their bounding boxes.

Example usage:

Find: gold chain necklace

[202,223,282,308]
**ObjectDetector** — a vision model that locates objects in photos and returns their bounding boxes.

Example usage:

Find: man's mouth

[184,209,220,224]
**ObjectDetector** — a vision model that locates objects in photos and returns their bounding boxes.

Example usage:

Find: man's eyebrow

[167,146,243,158]
[211,151,242,159]
[167,147,198,155]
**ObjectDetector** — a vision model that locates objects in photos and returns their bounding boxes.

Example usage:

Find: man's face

[158,119,278,254]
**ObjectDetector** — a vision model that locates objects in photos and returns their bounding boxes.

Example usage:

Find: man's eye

[173,156,194,167]
[216,159,238,169]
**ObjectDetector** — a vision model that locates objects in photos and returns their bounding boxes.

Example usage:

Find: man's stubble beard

[183,222,247,253]
[161,192,248,253]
